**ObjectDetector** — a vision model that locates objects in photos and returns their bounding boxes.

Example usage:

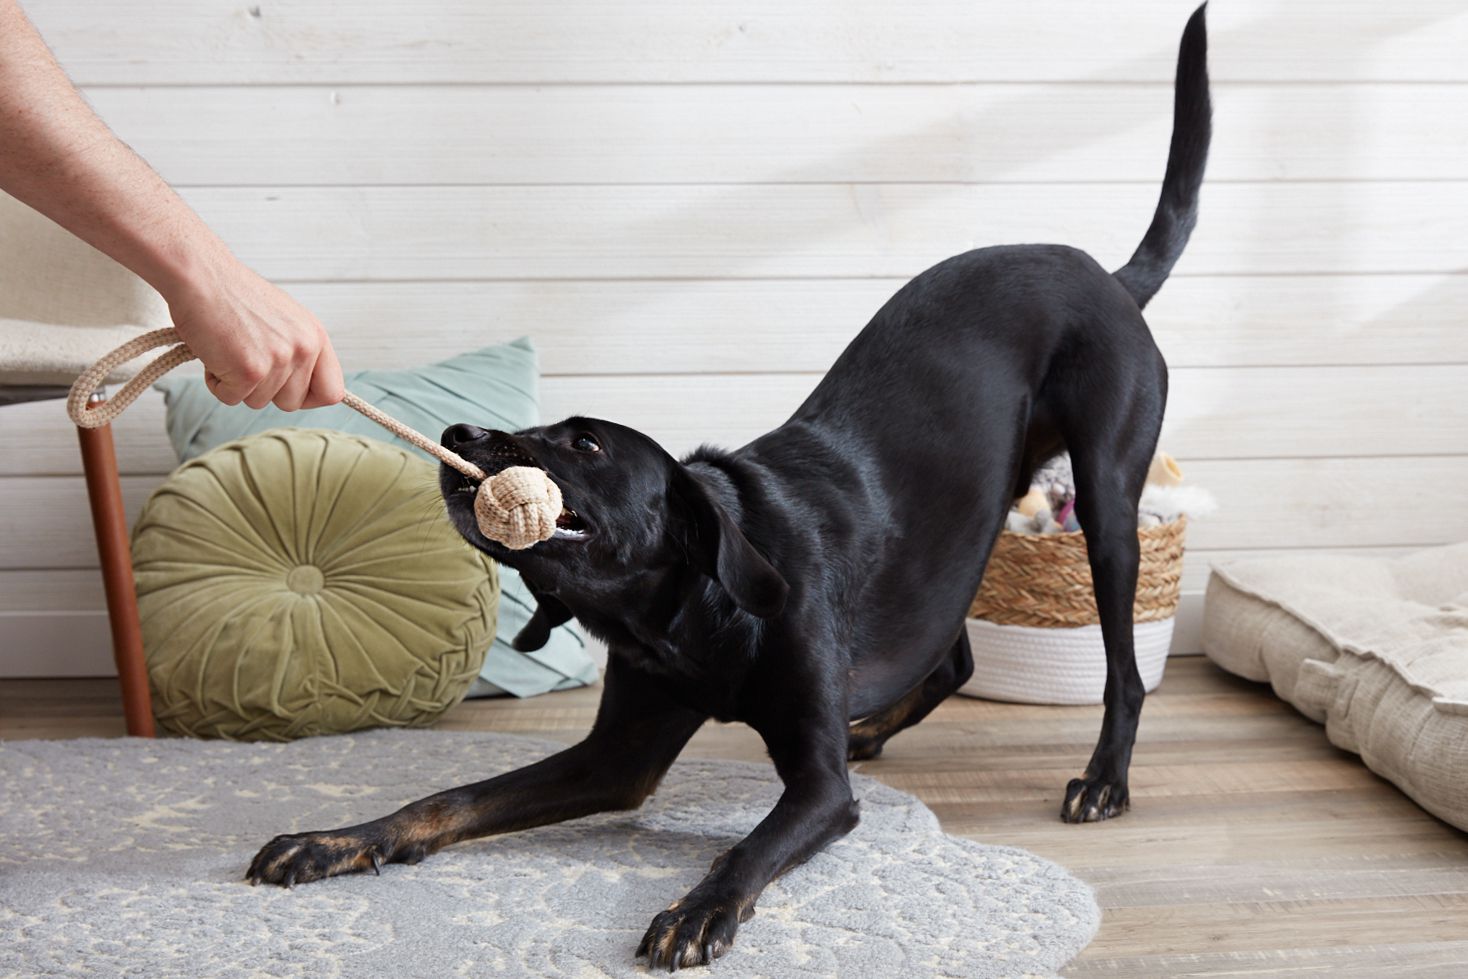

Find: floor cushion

[1203,544,1468,831]
[133,429,498,740]
[152,338,598,698]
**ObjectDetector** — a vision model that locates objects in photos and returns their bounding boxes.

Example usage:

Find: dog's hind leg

[1053,346,1166,823]
[246,659,705,887]
[847,630,974,760]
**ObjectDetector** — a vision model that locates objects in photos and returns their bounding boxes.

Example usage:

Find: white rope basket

[958,617,1174,706]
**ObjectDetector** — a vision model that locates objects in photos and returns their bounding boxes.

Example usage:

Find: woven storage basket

[960,517,1186,705]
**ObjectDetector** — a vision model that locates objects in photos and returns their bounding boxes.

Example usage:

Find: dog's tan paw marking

[1061,775,1129,823]
[846,732,885,762]
[245,830,388,887]
[635,893,749,971]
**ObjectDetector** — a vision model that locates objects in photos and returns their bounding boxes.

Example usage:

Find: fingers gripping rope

[68,329,563,549]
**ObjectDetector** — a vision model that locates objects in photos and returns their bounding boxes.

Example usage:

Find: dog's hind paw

[636,891,750,971]
[1061,775,1129,823]
[845,735,885,762]
[245,827,409,887]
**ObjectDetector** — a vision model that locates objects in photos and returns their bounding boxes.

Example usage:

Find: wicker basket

[960,517,1187,704]
[969,517,1187,627]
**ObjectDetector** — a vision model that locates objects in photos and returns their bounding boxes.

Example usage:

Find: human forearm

[0,0,229,298]
[0,0,343,409]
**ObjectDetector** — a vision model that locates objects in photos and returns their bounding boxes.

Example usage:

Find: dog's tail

[1112,3,1211,310]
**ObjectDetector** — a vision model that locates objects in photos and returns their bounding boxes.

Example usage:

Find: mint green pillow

[153,339,598,698]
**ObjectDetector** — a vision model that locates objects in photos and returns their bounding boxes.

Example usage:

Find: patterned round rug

[0,730,1098,978]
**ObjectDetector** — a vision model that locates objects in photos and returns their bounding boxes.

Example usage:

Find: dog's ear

[671,467,789,619]
[512,582,574,652]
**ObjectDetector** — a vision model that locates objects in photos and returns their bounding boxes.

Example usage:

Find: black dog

[249,6,1209,969]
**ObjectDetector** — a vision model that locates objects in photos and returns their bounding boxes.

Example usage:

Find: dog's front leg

[638,697,857,970]
[247,661,704,886]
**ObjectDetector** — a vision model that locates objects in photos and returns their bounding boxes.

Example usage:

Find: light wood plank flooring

[3,656,1466,976]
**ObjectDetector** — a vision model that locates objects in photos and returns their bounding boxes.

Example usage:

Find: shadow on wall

[1108,6,1461,467]
[487,1,1459,392]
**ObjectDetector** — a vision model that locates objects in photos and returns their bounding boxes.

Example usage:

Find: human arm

[0,0,343,409]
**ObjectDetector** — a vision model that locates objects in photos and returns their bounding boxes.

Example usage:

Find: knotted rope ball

[473,466,563,550]
[68,329,565,551]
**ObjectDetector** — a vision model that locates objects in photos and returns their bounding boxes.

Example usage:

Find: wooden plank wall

[4,0,1466,675]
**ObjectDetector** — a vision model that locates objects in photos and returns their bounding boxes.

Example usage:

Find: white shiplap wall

[4,0,1467,675]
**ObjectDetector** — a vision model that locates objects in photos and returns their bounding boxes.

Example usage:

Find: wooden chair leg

[76,403,154,738]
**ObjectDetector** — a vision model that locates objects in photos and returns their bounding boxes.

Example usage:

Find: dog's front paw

[246,827,413,887]
[1061,774,1129,823]
[636,891,752,971]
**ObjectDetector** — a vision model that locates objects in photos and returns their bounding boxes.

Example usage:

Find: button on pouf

[284,564,325,596]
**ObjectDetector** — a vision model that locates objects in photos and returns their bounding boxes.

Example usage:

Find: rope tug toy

[67,328,562,550]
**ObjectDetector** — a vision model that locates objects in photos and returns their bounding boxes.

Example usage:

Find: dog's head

[439,418,788,650]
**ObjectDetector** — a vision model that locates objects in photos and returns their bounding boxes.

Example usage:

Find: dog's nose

[442,424,489,450]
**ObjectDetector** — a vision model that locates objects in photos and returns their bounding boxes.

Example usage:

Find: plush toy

[1139,483,1217,525]
[1015,487,1049,518]
[1002,449,1213,535]
[1138,450,1217,525]
[1147,450,1184,488]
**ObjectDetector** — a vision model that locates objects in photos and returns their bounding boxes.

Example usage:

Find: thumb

[301,345,346,409]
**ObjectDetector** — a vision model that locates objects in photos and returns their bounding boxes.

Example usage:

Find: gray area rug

[0,730,1099,978]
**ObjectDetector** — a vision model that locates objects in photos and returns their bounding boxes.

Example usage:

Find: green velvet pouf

[132,428,498,741]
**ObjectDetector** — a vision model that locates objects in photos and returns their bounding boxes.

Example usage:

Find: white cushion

[0,192,169,384]
[1203,544,1468,831]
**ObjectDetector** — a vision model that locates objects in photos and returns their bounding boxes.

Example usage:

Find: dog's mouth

[451,434,594,545]
[552,505,591,541]
[452,480,593,543]
[444,431,602,546]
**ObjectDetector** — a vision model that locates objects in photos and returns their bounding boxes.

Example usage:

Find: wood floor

[4,655,1466,976]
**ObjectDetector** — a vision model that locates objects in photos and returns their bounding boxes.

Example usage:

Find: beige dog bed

[1203,544,1468,831]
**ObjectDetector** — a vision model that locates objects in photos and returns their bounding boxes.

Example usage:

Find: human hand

[164,252,344,411]
[1,0,348,411]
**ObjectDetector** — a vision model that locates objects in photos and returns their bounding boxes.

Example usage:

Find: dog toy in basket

[67,328,561,550]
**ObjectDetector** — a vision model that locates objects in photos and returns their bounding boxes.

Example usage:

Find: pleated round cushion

[132,428,497,741]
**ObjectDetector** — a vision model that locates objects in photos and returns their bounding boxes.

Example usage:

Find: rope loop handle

[67,327,195,429]
[66,328,486,482]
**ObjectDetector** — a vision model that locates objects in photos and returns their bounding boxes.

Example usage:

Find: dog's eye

[572,434,601,453]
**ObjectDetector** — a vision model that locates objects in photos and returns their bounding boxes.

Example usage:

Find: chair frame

[75,392,154,736]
